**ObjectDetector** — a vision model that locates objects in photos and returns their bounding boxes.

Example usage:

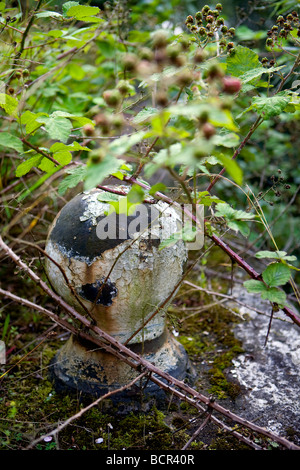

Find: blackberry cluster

[266,10,300,47]
[185,3,235,54]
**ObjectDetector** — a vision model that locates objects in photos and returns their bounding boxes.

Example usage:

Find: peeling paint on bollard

[45,188,193,407]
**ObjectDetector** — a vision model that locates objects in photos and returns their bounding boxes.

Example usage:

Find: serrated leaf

[58,165,88,195]
[66,4,100,21]
[243,279,267,293]
[0,93,18,116]
[133,107,158,124]
[84,155,124,190]
[35,11,62,19]
[251,92,291,119]
[36,116,72,143]
[0,132,23,153]
[213,132,240,148]
[255,250,297,262]
[20,111,47,135]
[53,150,72,166]
[49,111,94,128]
[38,157,55,173]
[260,287,286,306]
[62,1,79,16]
[108,131,146,156]
[215,153,243,186]
[97,192,120,202]
[15,155,42,177]
[262,262,291,287]
[226,45,260,77]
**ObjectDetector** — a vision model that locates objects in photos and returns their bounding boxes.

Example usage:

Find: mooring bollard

[45,187,192,407]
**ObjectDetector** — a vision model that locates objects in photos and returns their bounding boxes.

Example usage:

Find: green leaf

[215,153,243,186]
[226,45,260,77]
[255,250,297,262]
[127,184,145,204]
[0,132,23,153]
[62,1,79,16]
[35,11,62,19]
[149,183,166,196]
[260,288,286,306]
[133,107,159,124]
[58,165,88,195]
[0,94,18,116]
[66,4,100,21]
[262,262,291,287]
[52,150,72,166]
[84,155,125,190]
[38,158,55,173]
[19,111,47,135]
[251,92,291,119]
[108,131,146,156]
[36,115,72,143]
[215,203,255,237]
[244,279,287,306]
[213,132,240,148]
[97,192,120,202]
[243,279,267,293]
[15,155,42,177]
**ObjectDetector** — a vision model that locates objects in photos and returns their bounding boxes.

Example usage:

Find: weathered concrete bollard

[45,187,192,407]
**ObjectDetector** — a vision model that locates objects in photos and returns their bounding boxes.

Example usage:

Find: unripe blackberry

[185,15,194,24]
[212,10,220,17]
[266,37,273,46]
[221,25,228,33]
[207,63,224,80]
[83,123,95,136]
[222,76,241,94]
[202,5,210,14]
[152,30,168,49]
[156,90,168,107]
[195,11,202,21]
[89,150,105,164]
[193,48,206,63]
[117,79,133,95]
[22,68,30,77]
[111,114,125,129]
[199,27,207,36]
[14,70,22,79]
[206,15,214,23]
[227,41,234,49]
[122,53,138,72]
[176,69,193,87]
[228,27,235,35]
[217,17,224,26]
[202,122,216,139]
[216,3,222,10]
[103,89,122,107]
[139,47,154,61]
[198,110,209,124]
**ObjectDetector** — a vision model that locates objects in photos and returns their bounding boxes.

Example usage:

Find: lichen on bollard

[45,187,193,409]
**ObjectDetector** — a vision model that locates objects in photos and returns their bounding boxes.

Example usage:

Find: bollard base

[49,331,195,412]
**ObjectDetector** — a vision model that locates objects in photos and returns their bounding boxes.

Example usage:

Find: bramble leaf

[15,155,42,177]
[0,132,23,153]
[262,262,291,287]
